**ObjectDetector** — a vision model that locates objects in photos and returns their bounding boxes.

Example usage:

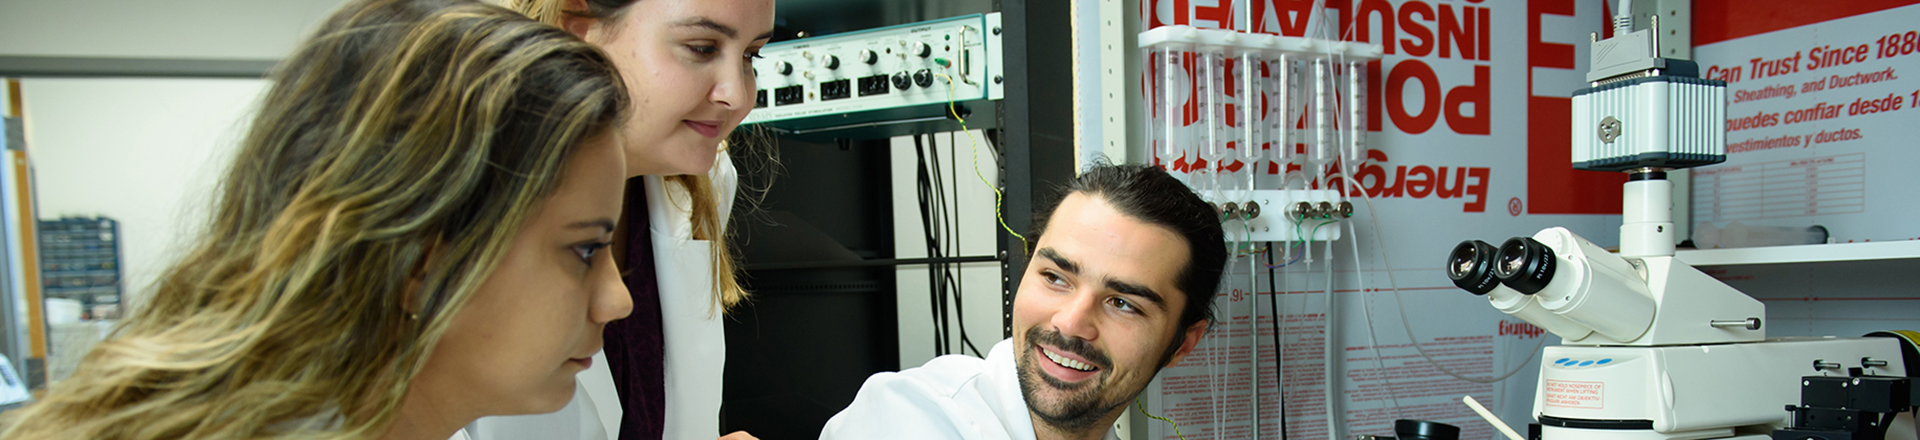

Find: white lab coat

[819,339,1121,440]
[463,152,737,440]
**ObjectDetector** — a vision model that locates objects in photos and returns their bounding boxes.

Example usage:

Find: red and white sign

[1691,0,1920,243]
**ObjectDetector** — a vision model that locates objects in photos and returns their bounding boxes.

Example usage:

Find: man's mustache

[1026,327,1112,369]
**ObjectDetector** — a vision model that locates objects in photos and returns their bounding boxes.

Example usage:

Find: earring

[407,313,420,321]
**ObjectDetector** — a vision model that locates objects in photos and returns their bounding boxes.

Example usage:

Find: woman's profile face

[585,0,774,177]
[411,133,633,417]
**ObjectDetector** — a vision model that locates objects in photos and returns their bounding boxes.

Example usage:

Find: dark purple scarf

[606,177,665,440]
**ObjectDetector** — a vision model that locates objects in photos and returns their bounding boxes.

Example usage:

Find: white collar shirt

[820,339,1121,440]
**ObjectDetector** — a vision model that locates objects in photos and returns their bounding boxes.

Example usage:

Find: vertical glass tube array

[1138,25,1383,244]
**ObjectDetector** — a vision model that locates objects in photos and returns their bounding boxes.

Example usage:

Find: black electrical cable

[936,133,967,353]
[914,136,946,354]
[952,132,983,356]
[1267,243,1288,440]
[937,152,954,355]
[915,137,940,354]
[934,134,953,337]
[926,133,954,356]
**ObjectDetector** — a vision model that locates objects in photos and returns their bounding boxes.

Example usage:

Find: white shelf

[1673,240,1920,266]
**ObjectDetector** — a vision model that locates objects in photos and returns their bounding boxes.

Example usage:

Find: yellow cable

[933,72,1029,253]
[1135,396,1187,440]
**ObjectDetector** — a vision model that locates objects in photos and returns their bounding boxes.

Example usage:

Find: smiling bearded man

[820,164,1227,440]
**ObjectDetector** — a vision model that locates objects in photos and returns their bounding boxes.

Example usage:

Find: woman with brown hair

[0,0,634,438]
[467,1,773,440]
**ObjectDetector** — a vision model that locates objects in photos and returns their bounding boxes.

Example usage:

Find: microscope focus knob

[1710,317,1762,330]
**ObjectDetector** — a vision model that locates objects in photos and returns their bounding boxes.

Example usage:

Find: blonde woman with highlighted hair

[463,1,773,440]
[0,0,635,439]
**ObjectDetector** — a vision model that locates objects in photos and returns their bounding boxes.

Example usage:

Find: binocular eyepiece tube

[1447,238,1559,295]
[1447,239,1594,341]
[1446,227,1657,343]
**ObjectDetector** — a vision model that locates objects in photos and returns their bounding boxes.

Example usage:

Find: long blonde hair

[0,1,628,438]
[509,0,751,311]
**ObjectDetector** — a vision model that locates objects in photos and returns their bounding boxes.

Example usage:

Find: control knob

[892,72,912,90]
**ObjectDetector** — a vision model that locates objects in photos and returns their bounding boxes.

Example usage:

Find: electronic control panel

[747,13,1002,130]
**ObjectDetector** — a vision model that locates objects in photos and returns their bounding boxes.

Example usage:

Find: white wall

[20,78,265,306]
[0,0,349,60]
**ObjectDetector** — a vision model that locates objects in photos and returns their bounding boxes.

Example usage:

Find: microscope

[1444,4,1916,440]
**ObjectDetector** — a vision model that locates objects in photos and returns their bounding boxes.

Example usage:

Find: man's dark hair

[1027,164,1227,359]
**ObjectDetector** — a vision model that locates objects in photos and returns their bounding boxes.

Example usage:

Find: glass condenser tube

[1200,50,1223,197]
[1241,50,1261,198]
[1271,55,1293,188]
[1346,61,1366,174]
[1154,48,1171,172]
[1310,59,1335,170]
[1162,47,1184,183]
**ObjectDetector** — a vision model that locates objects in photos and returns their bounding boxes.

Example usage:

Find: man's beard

[1015,327,1133,433]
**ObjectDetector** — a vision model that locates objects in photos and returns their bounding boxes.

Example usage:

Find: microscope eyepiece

[1446,240,1500,295]
[1493,236,1557,294]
